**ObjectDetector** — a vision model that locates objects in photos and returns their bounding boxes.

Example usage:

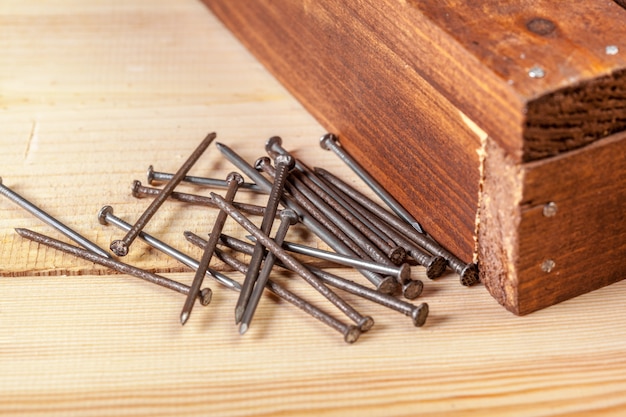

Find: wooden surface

[1,1,626,416]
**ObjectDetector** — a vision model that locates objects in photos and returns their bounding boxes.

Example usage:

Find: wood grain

[478,130,626,315]
[412,0,626,160]
[203,0,485,262]
[1,1,626,416]
[202,0,626,262]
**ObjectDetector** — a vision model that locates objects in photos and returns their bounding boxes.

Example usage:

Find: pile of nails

[3,131,479,344]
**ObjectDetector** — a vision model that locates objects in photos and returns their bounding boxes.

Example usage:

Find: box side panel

[203,0,483,261]
[515,131,626,314]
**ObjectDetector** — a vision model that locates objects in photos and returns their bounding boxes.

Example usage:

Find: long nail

[216,142,397,294]
[146,165,262,192]
[309,267,429,327]
[98,205,240,291]
[267,140,407,265]
[319,133,424,234]
[256,157,398,288]
[264,160,394,267]
[257,157,369,260]
[210,192,374,331]
[293,169,407,265]
[296,163,405,257]
[132,180,272,217]
[15,228,212,305]
[315,167,479,286]
[110,132,216,257]
[234,154,295,324]
[239,209,299,334]
[247,236,411,284]
[0,177,111,258]
[181,172,243,325]
[211,244,361,343]
[196,231,428,327]
[321,177,448,279]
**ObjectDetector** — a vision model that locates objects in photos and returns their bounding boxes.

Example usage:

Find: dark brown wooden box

[201,0,626,314]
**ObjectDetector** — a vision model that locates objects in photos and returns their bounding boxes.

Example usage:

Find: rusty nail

[98,205,240,291]
[234,154,295,324]
[216,142,397,294]
[110,132,216,256]
[146,165,262,192]
[0,177,111,259]
[210,192,374,332]
[131,180,274,218]
[181,172,244,325]
[319,133,424,234]
[15,227,212,306]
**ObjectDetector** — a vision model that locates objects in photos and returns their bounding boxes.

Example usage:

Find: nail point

[234,305,244,324]
[180,311,190,325]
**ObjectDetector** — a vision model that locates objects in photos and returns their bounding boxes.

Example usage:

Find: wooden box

[201,0,626,315]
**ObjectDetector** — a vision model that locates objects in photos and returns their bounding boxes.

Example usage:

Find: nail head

[319,133,338,151]
[528,66,546,78]
[543,201,558,217]
[98,205,114,225]
[542,259,556,273]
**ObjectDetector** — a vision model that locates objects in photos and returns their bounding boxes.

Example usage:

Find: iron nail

[131,180,274,218]
[0,177,111,258]
[322,177,448,279]
[293,169,407,265]
[203,231,428,328]
[216,142,398,294]
[319,133,424,234]
[146,165,262,192]
[110,132,216,256]
[210,192,374,331]
[239,209,299,334]
[209,243,361,343]
[258,157,393,268]
[234,153,295,324]
[15,227,212,306]
[315,167,479,285]
[247,235,411,284]
[98,205,240,291]
[181,172,244,325]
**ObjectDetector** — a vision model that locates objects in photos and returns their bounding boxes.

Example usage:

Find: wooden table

[1,2,625,416]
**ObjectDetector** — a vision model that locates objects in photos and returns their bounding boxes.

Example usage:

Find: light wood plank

[1,1,626,416]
